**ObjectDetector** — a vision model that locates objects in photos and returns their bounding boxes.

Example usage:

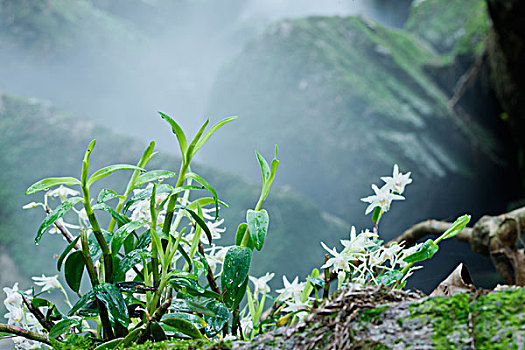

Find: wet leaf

[35,197,83,243]
[246,209,269,251]
[64,251,85,293]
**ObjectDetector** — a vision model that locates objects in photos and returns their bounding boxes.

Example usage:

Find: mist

[0,0,384,153]
[0,0,509,297]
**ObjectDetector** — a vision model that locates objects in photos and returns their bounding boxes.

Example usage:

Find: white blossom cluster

[3,283,44,349]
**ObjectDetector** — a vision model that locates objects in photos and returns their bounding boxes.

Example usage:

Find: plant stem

[198,243,221,295]
[0,324,61,347]
[21,295,54,332]
[81,184,113,283]
[80,229,99,286]
[323,254,330,299]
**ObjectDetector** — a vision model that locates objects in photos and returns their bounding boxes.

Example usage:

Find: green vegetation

[0,92,345,285]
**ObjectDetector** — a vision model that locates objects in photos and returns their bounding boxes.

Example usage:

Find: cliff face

[204,0,509,239]
[0,92,345,290]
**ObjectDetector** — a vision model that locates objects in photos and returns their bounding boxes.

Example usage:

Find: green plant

[0,115,470,348]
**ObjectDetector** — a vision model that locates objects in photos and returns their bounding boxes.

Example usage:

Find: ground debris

[234,285,524,350]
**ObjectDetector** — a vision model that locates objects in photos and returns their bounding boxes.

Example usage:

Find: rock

[238,285,525,349]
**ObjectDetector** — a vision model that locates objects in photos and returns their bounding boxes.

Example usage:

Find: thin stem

[80,229,99,287]
[0,324,60,347]
[323,254,331,299]
[21,295,54,332]
[81,184,112,283]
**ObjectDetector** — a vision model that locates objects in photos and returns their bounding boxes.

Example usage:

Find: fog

[0,0,505,299]
[0,0,387,154]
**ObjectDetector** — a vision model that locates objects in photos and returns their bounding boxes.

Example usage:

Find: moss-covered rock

[0,0,140,57]
[405,0,488,55]
[204,8,504,227]
[238,286,525,349]
[0,91,345,292]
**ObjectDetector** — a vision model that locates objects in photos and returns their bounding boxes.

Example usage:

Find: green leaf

[246,209,269,251]
[177,244,193,272]
[178,205,213,245]
[187,197,229,210]
[68,290,96,316]
[403,239,440,264]
[372,207,382,223]
[221,246,252,308]
[97,189,119,204]
[57,235,81,271]
[49,318,75,339]
[169,299,217,317]
[114,249,148,281]
[111,220,147,254]
[122,183,173,212]
[193,116,237,157]
[87,164,145,188]
[25,177,81,195]
[256,151,271,184]
[437,214,471,243]
[92,203,130,226]
[169,277,220,299]
[203,299,230,337]
[186,119,210,161]
[93,338,125,350]
[376,270,404,287]
[163,313,206,329]
[306,276,325,287]
[160,316,204,339]
[94,283,129,327]
[159,112,188,160]
[185,172,219,218]
[114,326,144,348]
[134,170,177,188]
[64,251,85,293]
[150,321,168,341]
[116,281,154,294]
[235,223,248,246]
[35,197,83,243]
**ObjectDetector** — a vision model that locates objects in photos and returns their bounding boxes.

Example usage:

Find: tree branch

[0,323,60,347]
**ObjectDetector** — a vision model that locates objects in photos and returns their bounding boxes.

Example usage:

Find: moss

[471,288,525,349]
[124,339,232,350]
[403,289,525,349]
[405,0,488,55]
[408,293,471,349]
[359,305,389,323]
[206,12,501,225]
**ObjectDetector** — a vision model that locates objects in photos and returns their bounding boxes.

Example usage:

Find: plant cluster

[0,115,470,349]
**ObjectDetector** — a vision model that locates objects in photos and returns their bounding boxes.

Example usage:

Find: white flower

[4,306,24,325]
[320,242,350,277]
[22,202,43,210]
[399,242,423,267]
[249,272,275,298]
[240,315,253,335]
[12,336,41,350]
[32,275,62,292]
[374,244,404,267]
[282,298,311,319]
[361,184,404,215]
[276,276,305,301]
[3,283,23,311]
[381,164,412,195]
[340,227,378,256]
[46,185,80,200]
[205,245,231,273]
